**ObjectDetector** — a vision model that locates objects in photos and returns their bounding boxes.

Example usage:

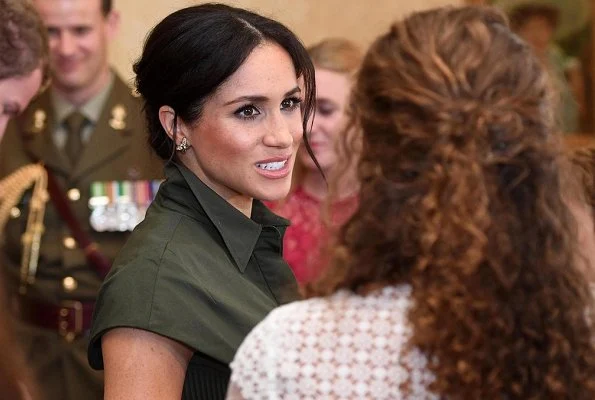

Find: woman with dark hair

[228,5,595,399]
[87,3,315,399]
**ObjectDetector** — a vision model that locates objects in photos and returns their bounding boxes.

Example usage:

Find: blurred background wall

[110,0,462,83]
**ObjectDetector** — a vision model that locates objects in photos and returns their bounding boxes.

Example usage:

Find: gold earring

[175,137,190,153]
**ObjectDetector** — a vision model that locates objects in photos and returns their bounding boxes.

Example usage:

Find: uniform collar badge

[109,104,127,131]
[31,109,47,133]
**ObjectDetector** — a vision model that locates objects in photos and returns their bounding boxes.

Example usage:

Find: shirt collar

[171,163,289,273]
[51,72,115,124]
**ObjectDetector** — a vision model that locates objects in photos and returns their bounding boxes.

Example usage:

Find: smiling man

[0,1,162,399]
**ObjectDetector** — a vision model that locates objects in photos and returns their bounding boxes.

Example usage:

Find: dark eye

[235,105,260,119]
[73,26,91,36]
[46,27,60,37]
[281,97,302,111]
[317,104,337,117]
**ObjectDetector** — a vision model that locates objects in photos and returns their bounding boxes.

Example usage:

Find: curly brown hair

[308,5,595,398]
[0,0,49,83]
[570,147,595,210]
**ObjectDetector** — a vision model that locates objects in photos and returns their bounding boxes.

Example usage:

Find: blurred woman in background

[268,38,362,284]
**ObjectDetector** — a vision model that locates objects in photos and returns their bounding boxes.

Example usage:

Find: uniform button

[62,276,78,292]
[67,188,81,201]
[63,237,77,249]
[10,207,21,218]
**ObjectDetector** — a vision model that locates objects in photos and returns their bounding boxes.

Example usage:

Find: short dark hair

[133,3,316,161]
[102,0,112,16]
[0,0,49,81]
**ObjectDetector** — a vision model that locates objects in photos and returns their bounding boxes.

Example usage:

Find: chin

[56,77,84,91]
[255,183,292,202]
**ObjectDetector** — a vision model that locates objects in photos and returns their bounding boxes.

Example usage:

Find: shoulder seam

[146,213,183,324]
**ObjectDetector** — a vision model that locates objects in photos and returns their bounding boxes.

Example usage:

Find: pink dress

[267,187,358,284]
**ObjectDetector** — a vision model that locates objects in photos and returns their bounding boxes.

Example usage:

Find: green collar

[169,163,289,273]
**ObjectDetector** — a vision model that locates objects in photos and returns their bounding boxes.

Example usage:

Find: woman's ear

[158,105,177,142]
[159,106,188,146]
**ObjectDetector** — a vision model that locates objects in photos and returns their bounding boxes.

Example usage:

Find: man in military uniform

[0,0,162,398]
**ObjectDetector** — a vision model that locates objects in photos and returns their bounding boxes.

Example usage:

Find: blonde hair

[290,38,363,192]
[308,38,362,76]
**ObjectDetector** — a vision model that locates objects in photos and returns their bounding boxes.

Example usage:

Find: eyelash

[234,97,303,120]
[282,97,302,112]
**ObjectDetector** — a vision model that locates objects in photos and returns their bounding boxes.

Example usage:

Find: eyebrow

[224,86,301,106]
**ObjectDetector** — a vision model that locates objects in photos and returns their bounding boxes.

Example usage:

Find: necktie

[63,111,87,166]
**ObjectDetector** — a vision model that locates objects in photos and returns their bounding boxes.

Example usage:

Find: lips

[254,155,292,178]
[256,160,287,171]
[55,59,79,74]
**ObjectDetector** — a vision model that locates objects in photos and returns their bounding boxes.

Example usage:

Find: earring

[175,137,190,153]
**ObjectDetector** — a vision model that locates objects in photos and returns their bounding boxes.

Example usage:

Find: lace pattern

[229,285,437,399]
[267,187,358,283]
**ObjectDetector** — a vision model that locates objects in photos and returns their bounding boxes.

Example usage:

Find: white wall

[110,0,462,82]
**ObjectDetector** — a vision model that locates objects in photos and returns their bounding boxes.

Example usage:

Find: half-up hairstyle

[309,5,595,398]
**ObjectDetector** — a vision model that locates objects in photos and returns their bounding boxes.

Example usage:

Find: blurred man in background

[0,0,162,398]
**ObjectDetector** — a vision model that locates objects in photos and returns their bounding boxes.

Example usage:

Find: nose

[263,112,295,149]
[55,32,76,57]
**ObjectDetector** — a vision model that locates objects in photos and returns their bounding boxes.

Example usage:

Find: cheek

[48,39,61,54]
[194,124,251,161]
[289,113,304,141]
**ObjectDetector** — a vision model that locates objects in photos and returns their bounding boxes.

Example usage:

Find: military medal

[89,180,162,232]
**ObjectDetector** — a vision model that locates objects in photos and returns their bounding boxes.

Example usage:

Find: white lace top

[227,285,437,399]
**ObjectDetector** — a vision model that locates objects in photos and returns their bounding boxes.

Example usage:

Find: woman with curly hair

[227,5,595,399]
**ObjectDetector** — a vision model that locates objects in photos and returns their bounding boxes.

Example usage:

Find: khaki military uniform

[0,73,163,400]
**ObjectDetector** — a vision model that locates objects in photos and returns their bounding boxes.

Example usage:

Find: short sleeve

[87,215,235,369]
[87,251,198,369]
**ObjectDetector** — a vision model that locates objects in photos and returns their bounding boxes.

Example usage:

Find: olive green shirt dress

[88,162,299,399]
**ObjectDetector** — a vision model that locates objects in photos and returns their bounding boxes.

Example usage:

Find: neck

[302,169,328,201]
[179,155,254,218]
[54,67,112,106]
[302,167,359,202]
[227,195,253,218]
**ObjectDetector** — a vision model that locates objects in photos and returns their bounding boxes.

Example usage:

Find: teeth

[256,160,287,171]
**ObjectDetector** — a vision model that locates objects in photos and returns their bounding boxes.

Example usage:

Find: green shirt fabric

[88,162,299,398]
